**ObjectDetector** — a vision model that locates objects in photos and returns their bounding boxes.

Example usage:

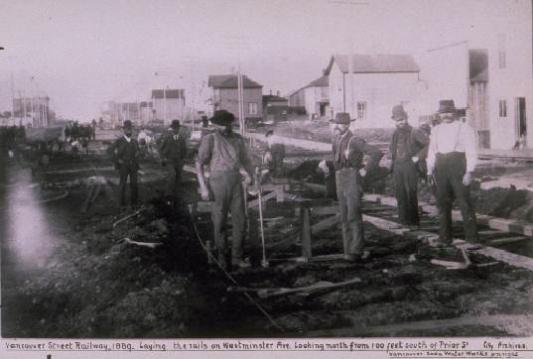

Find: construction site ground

[2,125,533,338]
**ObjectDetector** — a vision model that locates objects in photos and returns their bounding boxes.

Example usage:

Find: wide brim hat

[122,120,133,129]
[209,110,235,126]
[437,100,458,114]
[391,104,408,120]
[329,112,353,125]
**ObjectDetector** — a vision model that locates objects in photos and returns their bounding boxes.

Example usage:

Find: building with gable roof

[208,74,263,123]
[325,54,420,128]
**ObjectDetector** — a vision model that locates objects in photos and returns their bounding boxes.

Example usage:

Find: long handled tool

[255,168,269,268]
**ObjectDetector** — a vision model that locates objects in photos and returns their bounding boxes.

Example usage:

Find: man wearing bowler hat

[389,104,429,227]
[196,110,254,270]
[427,100,479,247]
[110,120,140,208]
[159,119,187,203]
[330,112,381,261]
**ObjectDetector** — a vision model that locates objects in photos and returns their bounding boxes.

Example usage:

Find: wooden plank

[248,191,277,208]
[487,236,528,246]
[311,214,340,234]
[300,206,312,259]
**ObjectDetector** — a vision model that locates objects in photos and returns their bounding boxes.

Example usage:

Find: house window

[248,102,258,115]
[357,101,367,120]
[499,99,507,118]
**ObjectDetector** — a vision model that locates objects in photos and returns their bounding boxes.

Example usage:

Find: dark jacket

[159,130,187,166]
[390,125,429,166]
[332,130,382,172]
[110,136,140,170]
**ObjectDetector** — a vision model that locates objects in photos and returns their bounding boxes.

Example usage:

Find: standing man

[159,120,187,203]
[110,120,140,208]
[427,100,479,247]
[389,104,429,227]
[330,112,381,261]
[262,130,286,179]
[196,110,254,270]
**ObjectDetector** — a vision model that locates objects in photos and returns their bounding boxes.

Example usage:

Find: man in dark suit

[159,119,187,203]
[110,120,140,208]
[389,104,429,227]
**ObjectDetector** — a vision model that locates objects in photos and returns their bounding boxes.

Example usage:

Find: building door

[515,97,527,145]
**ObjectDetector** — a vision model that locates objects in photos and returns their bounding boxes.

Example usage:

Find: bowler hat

[123,120,133,129]
[437,100,458,114]
[329,112,352,125]
[171,119,180,130]
[209,110,235,126]
[391,104,408,120]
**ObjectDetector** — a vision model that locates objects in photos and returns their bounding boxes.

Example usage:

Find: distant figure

[389,104,429,227]
[262,130,286,179]
[159,120,187,203]
[330,112,381,262]
[427,100,479,247]
[109,120,140,208]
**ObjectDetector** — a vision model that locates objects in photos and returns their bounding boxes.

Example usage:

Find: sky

[0,0,530,121]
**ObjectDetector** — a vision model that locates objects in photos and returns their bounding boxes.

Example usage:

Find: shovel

[255,168,269,268]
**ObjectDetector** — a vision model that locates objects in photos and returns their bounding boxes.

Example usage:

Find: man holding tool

[196,110,255,270]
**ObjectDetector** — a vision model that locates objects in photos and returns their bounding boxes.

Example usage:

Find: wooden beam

[311,214,340,234]
[300,206,312,259]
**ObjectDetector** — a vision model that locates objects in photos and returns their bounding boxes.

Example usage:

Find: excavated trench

[2,147,533,338]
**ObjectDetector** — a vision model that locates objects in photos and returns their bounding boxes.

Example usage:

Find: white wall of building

[486,1,533,150]
[329,62,420,128]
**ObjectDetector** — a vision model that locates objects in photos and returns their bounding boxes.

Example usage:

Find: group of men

[109,119,186,208]
[332,98,479,263]
[111,98,480,271]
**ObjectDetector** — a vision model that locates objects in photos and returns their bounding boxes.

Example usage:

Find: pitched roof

[208,75,262,89]
[151,89,185,99]
[324,54,420,75]
[307,75,329,87]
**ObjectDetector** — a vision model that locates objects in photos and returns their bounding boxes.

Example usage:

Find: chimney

[276,90,280,97]
[269,89,272,95]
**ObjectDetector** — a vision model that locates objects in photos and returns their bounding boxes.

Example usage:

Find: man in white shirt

[427,100,479,246]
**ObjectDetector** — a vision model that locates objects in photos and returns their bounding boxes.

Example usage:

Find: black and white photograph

[1,0,533,356]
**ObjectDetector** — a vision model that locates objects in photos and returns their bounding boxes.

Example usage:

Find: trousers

[393,160,420,225]
[335,168,364,255]
[119,164,138,206]
[434,152,478,244]
[209,170,246,263]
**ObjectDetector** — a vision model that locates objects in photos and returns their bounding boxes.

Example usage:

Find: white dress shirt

[427,121,478,173]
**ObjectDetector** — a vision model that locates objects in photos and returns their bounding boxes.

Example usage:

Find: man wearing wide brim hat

[389,104,429,227]
[330,112,381,262]
[159,119,187,204]
[109,119,141,208]
[196,110,254,270]
[427,100,479,247]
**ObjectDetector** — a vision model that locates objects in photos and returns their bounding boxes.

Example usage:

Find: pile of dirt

[2,195,221,338]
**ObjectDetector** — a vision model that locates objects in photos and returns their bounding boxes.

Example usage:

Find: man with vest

[331,112,381,261]
[427,100,479,247]
[159,120,187,203]
[389,104,429,227]
[110,120,140,208]
[196,110,254,270]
